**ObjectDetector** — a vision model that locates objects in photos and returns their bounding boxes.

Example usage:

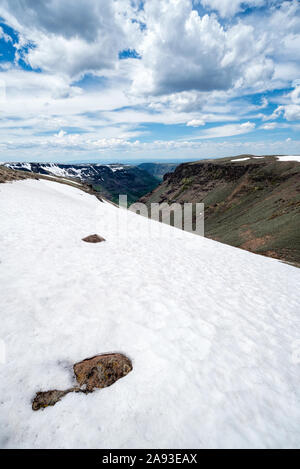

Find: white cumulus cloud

[200,0,266,18]
[195,121,255,139]
[187,119,205,127]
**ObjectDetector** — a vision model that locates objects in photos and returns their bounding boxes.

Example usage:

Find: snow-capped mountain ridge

[4,162,132,179]
[4,162,159,204]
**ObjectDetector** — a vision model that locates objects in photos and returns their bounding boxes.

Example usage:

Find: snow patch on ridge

[232,157,250,162]
[276,155,300,163]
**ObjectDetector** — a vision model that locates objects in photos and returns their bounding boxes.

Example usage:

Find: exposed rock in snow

[32,353,132,411]
[74,353,133,392]
[32,388,80,411]
[82,234,106,243]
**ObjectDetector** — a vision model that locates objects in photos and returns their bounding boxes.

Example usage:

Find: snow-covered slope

[0,179,300,449]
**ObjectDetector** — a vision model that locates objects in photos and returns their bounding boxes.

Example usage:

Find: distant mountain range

[139,155,300,266]
[4,162,170,204]
[4,162,179,203]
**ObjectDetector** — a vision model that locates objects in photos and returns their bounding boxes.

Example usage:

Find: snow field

[0,179,300,448]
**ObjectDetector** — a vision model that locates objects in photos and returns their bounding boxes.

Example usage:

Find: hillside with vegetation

[139,155,300,266]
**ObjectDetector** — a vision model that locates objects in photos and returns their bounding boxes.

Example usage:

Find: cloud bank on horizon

[0,0,299,162]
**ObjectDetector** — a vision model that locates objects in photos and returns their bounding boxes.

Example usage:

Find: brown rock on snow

[82,234,106,243]
[74,353,133,392]
[32,353,132,411]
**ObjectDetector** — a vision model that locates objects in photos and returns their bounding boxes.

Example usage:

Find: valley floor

[0,179,300,448]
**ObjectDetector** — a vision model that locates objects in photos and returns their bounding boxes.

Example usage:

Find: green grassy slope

[139,155,300,265]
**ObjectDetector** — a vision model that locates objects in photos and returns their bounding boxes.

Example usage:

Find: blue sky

[0,0,299,163]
